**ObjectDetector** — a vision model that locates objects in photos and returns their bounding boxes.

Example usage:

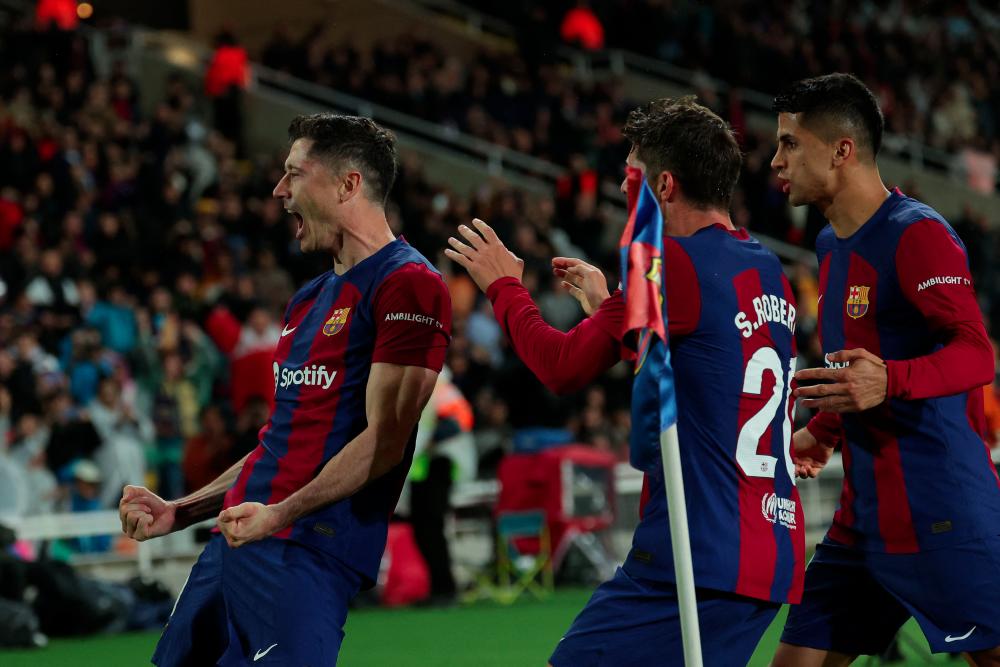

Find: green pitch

[0,589,963,666]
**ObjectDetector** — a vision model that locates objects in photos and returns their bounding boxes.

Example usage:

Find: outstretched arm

[445,218,623,394]
[488,278,624,394]
[218,363,438,547]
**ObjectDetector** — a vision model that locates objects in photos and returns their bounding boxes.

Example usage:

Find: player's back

[816,188,1000,553]
[627,225,805,604]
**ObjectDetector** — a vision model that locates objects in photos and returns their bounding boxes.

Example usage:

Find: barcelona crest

[323,307,351,336]
[845,285,870,319]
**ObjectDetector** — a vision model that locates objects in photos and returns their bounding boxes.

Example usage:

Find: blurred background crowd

[0,0,998,552]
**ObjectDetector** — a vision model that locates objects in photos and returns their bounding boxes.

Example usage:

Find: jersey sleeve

[372,263,452,372]
[804,411,844,449]
[888,220,994,400]
[487,277,623,395]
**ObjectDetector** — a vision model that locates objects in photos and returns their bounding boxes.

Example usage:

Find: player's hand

[791,427,833,479]
[119,485,176,542]
[552,257,610,316]
[793,349,887,412]
[444,219,524,292]
[217,502,285,548]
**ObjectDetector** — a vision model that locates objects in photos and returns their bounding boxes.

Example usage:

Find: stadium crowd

[0,7,998,549]
[255,17,1000,323]
[445,0,1000,175]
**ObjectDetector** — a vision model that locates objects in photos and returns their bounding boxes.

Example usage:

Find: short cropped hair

[773,73,884,161]
[622,96,742,210]
[287,114,398,205]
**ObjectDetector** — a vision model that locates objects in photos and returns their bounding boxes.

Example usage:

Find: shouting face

[272,138,340,253]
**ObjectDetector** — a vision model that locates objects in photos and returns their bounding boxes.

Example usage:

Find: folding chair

[494,510,554,604]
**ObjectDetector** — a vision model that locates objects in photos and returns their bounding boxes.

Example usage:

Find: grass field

[0,588,964,666]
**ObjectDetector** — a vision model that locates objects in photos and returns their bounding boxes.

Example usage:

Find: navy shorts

[549,566,780,667]
[781,535,1000,655]
[153,535,362,666]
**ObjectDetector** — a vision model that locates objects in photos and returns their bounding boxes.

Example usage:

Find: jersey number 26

[736,347,795,482]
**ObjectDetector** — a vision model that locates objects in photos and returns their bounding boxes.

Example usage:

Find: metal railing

[255,67,565,184]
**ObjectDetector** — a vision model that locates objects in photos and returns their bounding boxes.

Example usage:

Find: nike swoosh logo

[281,325,296,337]
[945,626,976,643]
[254,643,278,661]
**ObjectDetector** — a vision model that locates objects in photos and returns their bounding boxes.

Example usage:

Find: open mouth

[287,209,304,238]
[778,179,791,194]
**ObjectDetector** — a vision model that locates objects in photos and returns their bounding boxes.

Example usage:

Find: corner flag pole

[619,166,702,664]
[660,423,703,666]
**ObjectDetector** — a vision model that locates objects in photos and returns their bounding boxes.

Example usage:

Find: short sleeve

[372,263,453,371]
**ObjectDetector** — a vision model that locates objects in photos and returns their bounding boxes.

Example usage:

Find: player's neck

[823,169,891,239]
[667,203,734,237]
[332,210,396,270]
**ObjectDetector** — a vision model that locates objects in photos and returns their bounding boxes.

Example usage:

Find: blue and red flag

[619,167,677,473]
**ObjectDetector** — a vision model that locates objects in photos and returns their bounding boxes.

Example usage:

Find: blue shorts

[782,535,1000,655]
[153,535,362,666]
[549,566,780,667]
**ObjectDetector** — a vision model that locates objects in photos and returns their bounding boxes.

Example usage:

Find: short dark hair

[773,73,884,160]
[287,114,398,206]
[622,96,741,210]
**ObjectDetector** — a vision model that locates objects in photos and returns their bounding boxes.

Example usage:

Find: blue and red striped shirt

[809,188,999,553]
[488,224,805,604]
[223,239,451,584]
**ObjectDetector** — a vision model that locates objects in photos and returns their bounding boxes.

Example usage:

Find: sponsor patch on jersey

[384,312,443,328]
[273,362,338,391]
[323,307,351,336]
[845,285,870,319]
[761,492,797,529]
[916,275,970,291]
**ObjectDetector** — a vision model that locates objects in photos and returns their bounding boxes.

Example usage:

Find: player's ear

[339,170,363,203]
[656,171,678,204]
[832,138,854,167]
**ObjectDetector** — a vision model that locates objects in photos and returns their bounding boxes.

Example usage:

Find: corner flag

[618,166,703,667]
[618,167,677,473]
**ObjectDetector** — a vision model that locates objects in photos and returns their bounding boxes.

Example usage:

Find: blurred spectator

[79,282,138,356]
[6,412,59,516]
[231,396,271,460]
[0,389,29,517]
[34,0,77,32]
[250,249,295,316]
[204,30,250,153]
[145,350,200,501]
[410,369,475,605]
[61,327,110,406]
[560,1,605,51]
[68,459,111,553]
[88,376,151,508]
[24,249,78,313]
[43,390,101,482]
[959,145,998,195]
[204,305,279,412]
[182,404,235,493]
